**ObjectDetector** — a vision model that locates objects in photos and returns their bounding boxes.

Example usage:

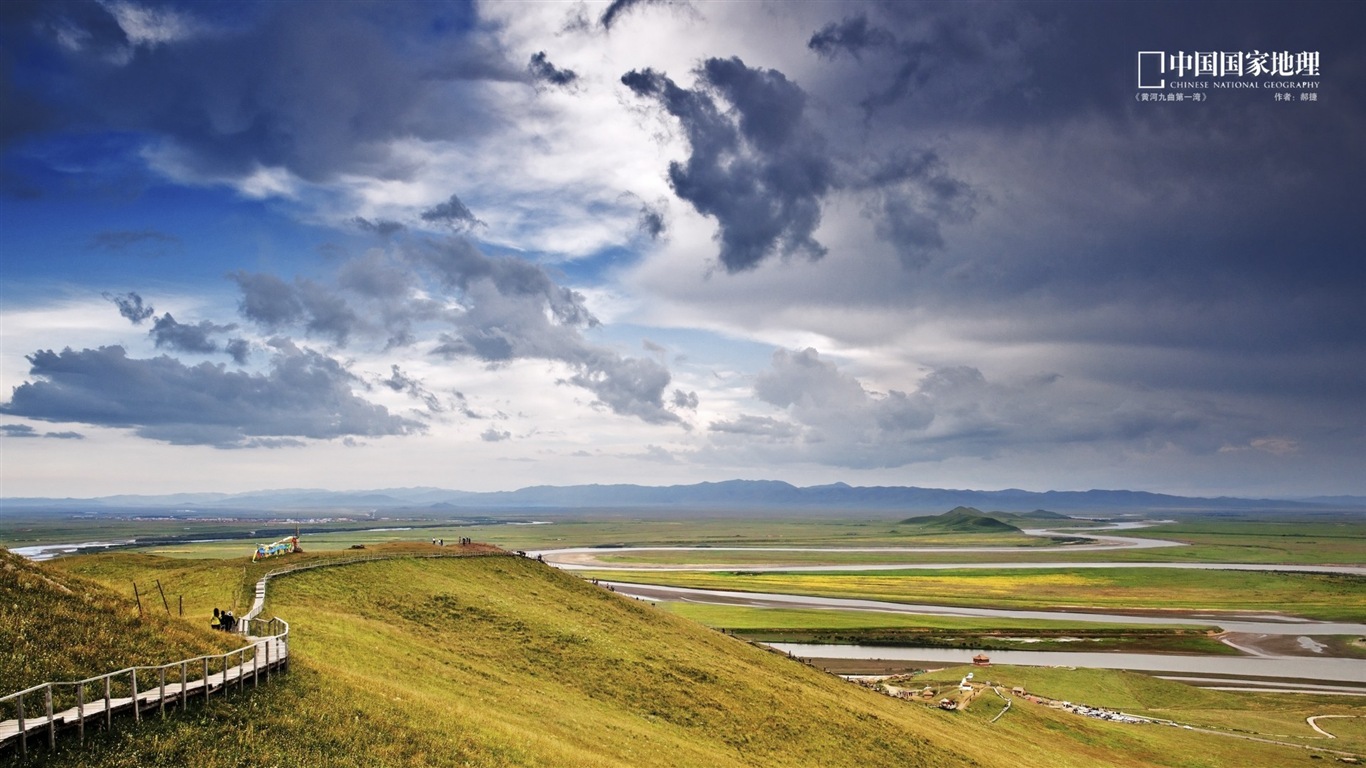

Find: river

[606,582,1366,636]
[766,643,1366,687]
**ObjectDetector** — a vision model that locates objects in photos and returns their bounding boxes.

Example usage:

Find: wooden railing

[2,548,498,759]
[0,617,288,758]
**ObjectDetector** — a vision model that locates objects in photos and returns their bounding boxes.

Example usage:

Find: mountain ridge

[4,480,1356,514]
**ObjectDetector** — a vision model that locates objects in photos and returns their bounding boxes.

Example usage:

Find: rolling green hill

[1001,509,1073,521]
[0,549,238,694]
[11,548,1351,767]
[898,507,1023,533]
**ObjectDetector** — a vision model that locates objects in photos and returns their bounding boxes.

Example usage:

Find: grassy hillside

[0,549,239,694]
[898,507,1022,533]
[16,550,1355,767]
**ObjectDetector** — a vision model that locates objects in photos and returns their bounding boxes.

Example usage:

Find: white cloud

[101,1,199,47]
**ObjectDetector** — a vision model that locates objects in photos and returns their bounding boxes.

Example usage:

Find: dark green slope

[898,507,1023,533]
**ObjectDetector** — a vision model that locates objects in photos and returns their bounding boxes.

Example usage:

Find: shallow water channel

[607,583,1366,636]
[607,582,1366,688]
[766,643,1366,687]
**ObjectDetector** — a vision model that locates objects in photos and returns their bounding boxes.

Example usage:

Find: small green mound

[898,507,1023,533]
[1012,509,1072,520]
[0,549,238,693]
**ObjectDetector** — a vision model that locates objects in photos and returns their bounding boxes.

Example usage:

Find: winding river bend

[602,582,1366,636]
[767,643,1366,688]
[535,522,1366,689]
[533,521,1364,575]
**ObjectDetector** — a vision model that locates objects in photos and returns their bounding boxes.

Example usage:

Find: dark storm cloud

[716,347,1215,469]
[382,364,442,413]
[638,203,666,239]
[564,353,679,425]
[807,14,896,59]
[807,7,1044,120]
[102,291,154,325]
[221,236,684,426]
[623,58,834,272]
[414,237,598,332]
[773,1,1366,458]
[451,391,483,420]
[1,1,519,182]
[231,272,363,347]
[337,251,416,300]
[0,343,421,448]
[853,150,980,267]
[707,414,799,440]
[671,389,698,410]
[527,51,577,87]
[352,217,405,236]
[413,238,681,424]
[230,272,303,329]
[420,193,482,231]
[87,229,181,254]
[0,423,84,440]
[600,0,675,30]
[296,280,359,346]
[149,312,237,355]
[224,338,251,365]
[42,430,85,440]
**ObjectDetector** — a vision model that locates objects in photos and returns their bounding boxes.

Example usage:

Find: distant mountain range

[5,480,1364,514]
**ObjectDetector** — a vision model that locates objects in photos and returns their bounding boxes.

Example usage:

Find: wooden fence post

[156,580,170,614]
[46,684,54,749]
[132,582,143,618]
[16,691,24,757]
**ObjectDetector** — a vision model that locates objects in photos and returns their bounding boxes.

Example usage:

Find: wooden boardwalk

[1,549,494,759]
[0,567,290,759]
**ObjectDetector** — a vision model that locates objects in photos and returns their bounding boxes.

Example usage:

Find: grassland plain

[584,567,1366,622]
[659,603,1233,655]
[10,549,1349,767]
[8,515,1366,566]
[911,665,1366,756]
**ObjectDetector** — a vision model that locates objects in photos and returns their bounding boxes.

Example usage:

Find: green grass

[587,567,1366,622]
[1108,520,1366,564]
[659,603,1232,654]
[25,553,986,767]
[9,515,1365,567]
[0,550,240,695]
[13,550,1358,767]
[898,507,1023,533]
[914,665,1366,755]
[656,603,1191,632]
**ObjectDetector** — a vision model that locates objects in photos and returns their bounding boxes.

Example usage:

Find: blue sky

[2,0,1363,498]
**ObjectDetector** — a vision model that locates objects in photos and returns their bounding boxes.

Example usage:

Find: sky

[1,0,1363,499]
